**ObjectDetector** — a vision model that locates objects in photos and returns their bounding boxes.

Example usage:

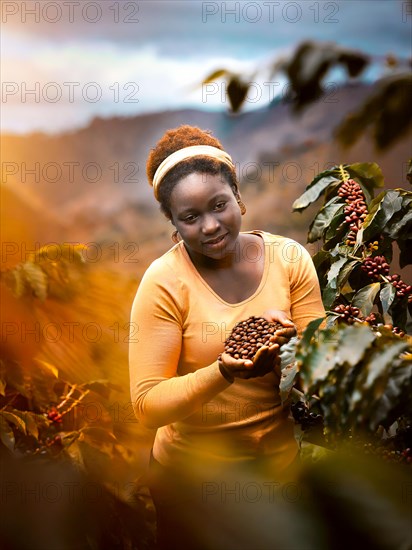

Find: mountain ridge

[2,82,410,277]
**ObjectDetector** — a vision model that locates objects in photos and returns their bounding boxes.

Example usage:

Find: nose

[201,213,220,235]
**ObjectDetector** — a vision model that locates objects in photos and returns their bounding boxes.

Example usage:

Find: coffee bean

[223,315,292,362]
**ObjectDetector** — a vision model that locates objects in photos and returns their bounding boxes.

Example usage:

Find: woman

[129,125,325,549]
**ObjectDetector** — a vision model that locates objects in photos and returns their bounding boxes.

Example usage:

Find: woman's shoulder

[140,242,186,283]
[245,230,304,249]
[245,230,312,268]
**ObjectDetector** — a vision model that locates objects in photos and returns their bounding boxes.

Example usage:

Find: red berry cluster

[363,443,412,465]
[361,255,390,281]
[333,304,361,324]
[47,407,63,424]
[291,401,324,431]
[391,325,406,337]
[386,274,412,298]
[337,179,368,246]
[334,308,406,336]
[364,312,379,325]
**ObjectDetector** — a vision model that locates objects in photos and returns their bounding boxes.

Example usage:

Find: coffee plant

[287,162,412,461]
[203,40,412,150]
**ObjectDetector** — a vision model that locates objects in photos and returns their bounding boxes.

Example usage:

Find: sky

[1,0,411,134]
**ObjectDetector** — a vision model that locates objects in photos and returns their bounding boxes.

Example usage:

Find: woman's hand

[262,310,297,346]
[218,346,279,381]
[218,342,282,381]
[218,311,297,383]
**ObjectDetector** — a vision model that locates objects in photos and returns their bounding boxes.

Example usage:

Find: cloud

[1,31,265,133]
[1,0,410,133]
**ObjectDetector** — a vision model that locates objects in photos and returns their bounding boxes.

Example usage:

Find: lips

[203,234,227,245]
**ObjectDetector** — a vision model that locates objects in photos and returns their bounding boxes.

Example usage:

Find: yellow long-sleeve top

[129,230,325,470]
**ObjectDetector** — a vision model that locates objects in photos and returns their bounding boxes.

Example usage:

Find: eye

[183,214,197,223]
[214,201,226,210]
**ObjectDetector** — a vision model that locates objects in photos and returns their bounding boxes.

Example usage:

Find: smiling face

[169,172,243,265]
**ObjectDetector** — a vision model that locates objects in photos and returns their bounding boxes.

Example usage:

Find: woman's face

[169,172,242,263]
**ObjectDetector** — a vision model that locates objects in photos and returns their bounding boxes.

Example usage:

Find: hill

[2,82,411,278]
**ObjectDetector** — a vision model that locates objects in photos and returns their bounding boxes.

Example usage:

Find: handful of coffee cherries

[223,315,295,362]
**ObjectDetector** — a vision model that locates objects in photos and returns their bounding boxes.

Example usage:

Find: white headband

[151,145,235,199]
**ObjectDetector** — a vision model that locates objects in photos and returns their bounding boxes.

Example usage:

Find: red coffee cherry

[332,304,361,324]
[337,179,368,246]
[361,255,390,281]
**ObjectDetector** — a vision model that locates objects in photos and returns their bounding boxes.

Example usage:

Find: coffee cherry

[387,274,412,298]
[392,326,406,337]
[338,179,364,201]
[364,312,380,326]
[224,316,292,360]
[332,304,361,324]
[361,255,390,281]
[337,179,368,246]
[291,401,324,430]
[47,406,63,424]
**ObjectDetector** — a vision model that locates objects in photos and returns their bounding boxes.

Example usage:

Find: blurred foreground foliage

[286,161,412,467]
[0,244,155,548]
[203,39,412,150]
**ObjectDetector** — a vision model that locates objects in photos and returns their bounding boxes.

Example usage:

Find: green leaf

[22,413,39,439]
[325,313,340,328]
[35,359,58,378]
[362,190,403,241]
[391,300,408,331]
[352,283,381,316]
[12,268,28,298]
[279,336,299,403]
[300,441,334,463]
[386,209,412,239]
[21,261,48,301]
[202,69,229,85]
[327,256,348,288]
[346,162,384,204]
[372,358,412,429]
[9,410,48,439]
[304,339,338,388]
[324,206,346,243]
[63,438,84,467]
[364,341,409,392]
[280,363,298,406]
[322,281,338,310]
[398,238,412,268]
[60,431,81,448]
[0,411,27,434]
[337,260,360,288]
[379,284,396,314]
[312,250,331,285]
[335,325,376,367]
[298,318,325,353]
[0,416,15,451]
[347,331,409,429]
[308,197,343,243]
[227,77,250,112]
[293,174,341,211]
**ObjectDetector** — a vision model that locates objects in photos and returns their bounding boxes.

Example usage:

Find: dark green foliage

[291,161,412,446]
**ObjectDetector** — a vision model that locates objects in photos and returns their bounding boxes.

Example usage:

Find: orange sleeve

[288,244,325,337]
[128,260,230,429]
